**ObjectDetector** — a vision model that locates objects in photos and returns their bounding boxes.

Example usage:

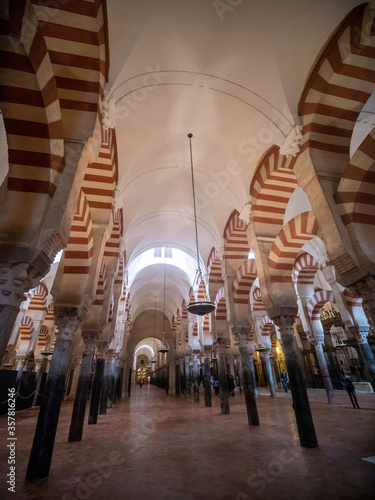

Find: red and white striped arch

[45,303,55,322]
[223,210,249,262]
[292,252,322,286]
[207,247,224,286]
[299,3,375,174]
[181,300,188,321]
[63,191,93,275]
[197,277,208,301]
[19,316,34,343]
[104,209,123,260]
[343,288,363,309]
[232,259,257,304]
[307,290,334,321]
[37,325,49,347]
[27,283,48,312]
[250,146,298,235]
[336,128,375,262]
[0,0,63,198]
[261,316,275,336]
[31,0,109,141]
[268,212,319,283]
[93,259,107,306]
[193,323,198,337]
[203,314,210,335]
[82,128,119,216]
[252,287,266,312]
[215,287,227,321]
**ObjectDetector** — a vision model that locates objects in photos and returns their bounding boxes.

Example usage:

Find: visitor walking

[341,369,360,408]
[280,370,290,393]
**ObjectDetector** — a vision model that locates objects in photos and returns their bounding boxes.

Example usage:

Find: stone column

[237,333,259,425]
[68,331,97,442]
[192,352,200,403]
[273,311,318,448]
[32,359,44,406]
[0,263,40,362]
[311,339,336,404]
[216,340,230,414]
[99,350,112,414]
[184,354,191,398]
[355,329,375,387]
[349,276,375,328]
[26,311,82,480]
[179,356,185,396]
[203,347,212,407]
[264,348,276,397]
[88,341,106,425]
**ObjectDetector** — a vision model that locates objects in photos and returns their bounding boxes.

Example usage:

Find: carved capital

[96,341,107,359]
[0,263,41,307]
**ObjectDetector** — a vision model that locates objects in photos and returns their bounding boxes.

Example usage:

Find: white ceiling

[105,0,363,324]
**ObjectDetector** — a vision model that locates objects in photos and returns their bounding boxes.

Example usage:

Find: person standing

[280,370,289,393]
[341,369,360,409]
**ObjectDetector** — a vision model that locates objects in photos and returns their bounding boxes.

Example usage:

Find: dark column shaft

[279,320,318,448]
[99,360,109,414]
[185,358,191,397]
[0,305,19,362]
[239,346,259,425]
[68,342,94,441]
[193,357,199,402]
[264,351,276,397]
[217,345,230,414]
[203,357,212,407]
[26,334,73,480]
[88,358,105,425]
[314,341,335,404]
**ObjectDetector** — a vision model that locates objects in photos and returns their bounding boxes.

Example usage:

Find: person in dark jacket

[341,369,360,409]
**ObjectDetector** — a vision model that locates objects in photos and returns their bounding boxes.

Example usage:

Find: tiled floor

[1,385,375,500]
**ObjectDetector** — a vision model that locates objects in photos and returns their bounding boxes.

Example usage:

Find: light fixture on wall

[151,296,157,363]
[158,263,170,353]
[186,133,215,316]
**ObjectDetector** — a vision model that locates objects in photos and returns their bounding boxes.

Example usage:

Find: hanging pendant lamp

[151,296,157,363]
[186,133,215,316]
[158,262,170,353]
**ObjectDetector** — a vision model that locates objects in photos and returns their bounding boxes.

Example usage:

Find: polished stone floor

[1,384,375,500]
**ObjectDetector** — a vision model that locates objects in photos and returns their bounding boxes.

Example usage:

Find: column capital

[96,340,108,359]
[16,356,26,370]
[81,330,98,354]
[311,338,325,350]
[0,262,41,307]
[271,309,297,334]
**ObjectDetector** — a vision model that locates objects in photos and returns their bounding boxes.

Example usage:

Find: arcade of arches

[0,1,375,498]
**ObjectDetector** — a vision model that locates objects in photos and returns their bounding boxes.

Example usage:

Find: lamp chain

[188,133,201,273]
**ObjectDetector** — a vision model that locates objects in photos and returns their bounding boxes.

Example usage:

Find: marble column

[264,348,276,397]
[216,340,230,414]
[68,331,97,442]
[0,262,41,362]
[311,339,336,404]
[203,348,212,407]
[179,356,185,396]
[32,359,44,406]
[99,351,112,414]
[350,276,375,328]
[88,341,107,425]
[237,333,259,425]
[184,354,191,398]
[26,312,82,480]
[355,330,375,387]
[192,352,200,403]
[273,312,318,448]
